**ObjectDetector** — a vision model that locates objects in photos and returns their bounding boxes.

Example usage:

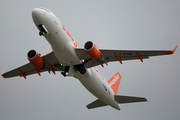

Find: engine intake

[84,41,101,60]
[27,50,44,68]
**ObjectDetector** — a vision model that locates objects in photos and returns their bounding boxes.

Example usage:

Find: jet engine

[84,41,101,60]
[84,41,108,67]
[27,50,44,68]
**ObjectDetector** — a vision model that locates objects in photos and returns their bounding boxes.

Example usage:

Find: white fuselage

[32,8,120,110]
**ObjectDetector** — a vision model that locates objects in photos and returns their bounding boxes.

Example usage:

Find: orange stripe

[136,52,143,62]
[20,69,26,79]
[48,63,55,74]
[114,52,122,64]
[99,61,104,67]
[34,66,41,76]
[164,45,178,55]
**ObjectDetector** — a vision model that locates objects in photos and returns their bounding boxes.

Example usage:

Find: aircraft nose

[32,8,41,19]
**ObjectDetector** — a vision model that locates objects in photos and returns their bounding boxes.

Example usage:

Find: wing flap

[114,95,147,104]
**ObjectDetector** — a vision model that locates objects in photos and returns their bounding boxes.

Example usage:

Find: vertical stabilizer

[107,72,121,95]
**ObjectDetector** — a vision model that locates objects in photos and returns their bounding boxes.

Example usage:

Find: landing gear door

[38,24,49,36]
[67,65,76,76]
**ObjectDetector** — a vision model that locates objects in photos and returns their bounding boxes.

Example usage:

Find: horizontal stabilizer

[86,99,107,109]
[114,95,147,104]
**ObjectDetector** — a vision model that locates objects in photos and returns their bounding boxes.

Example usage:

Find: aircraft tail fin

[114,95,147,104]
[107,72,121,95]
[86,99,108,109]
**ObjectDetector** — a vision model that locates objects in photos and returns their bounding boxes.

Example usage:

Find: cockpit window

[40,7,50,13]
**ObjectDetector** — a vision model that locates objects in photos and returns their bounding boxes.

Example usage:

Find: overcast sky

[0,0,180,120]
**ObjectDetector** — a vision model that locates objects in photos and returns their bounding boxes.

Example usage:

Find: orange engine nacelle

[84,41,101,59]
[27,50,44,68]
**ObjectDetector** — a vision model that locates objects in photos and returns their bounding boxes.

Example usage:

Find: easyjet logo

[109,74,120,86]
[62,24,80,48]
[93,67,104,80]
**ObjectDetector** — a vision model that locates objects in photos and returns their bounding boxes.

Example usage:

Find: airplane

[2,8,178,110]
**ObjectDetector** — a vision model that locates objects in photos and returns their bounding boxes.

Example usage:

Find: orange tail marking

[107,72,121,95]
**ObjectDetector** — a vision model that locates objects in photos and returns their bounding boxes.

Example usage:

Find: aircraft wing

[75,45,178,68]
[2,52,62,79]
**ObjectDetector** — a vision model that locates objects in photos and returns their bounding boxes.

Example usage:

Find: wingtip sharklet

[165,45,178,55]
[2,74,7,78]
[2,70,7,78]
